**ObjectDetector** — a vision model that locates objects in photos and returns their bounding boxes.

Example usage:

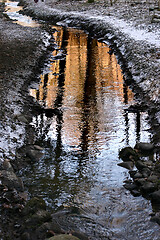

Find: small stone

[130,189,141,197]
[0,170,24,191]
[72,231,89,240]
[150,213,160,225]
[124,183,137,191]
[26,149,44,161]
[25,210,52,226]
[136,161,147,170]
[147,175,158,183]
[141,182,157,194]
[129,170,137,178]
[16,115,29,124]
[2,159,13,172]
[36,221,64,235]
[151,189,160,203]
[133,172,143,179]
[118,161,134,170]
[135,142,154,153]
[134,178,146,186]
[142,168,151,178]
[119,147,139,162]
[48,234,80,240]
[22,197,46,216]
[33,145,43,151]
[21,232,30,240]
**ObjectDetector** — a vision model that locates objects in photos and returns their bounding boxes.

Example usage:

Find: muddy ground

[0,0,160,239]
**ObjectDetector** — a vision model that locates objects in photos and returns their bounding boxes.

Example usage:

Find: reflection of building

[30,26,134,149]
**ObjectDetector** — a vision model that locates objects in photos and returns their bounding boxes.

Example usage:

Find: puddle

[27,26,160,239]
[2,0,40,27]
[1,1,160,238]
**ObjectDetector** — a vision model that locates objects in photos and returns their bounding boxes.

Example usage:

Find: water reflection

[28,27,158,239]
[30,26,138,149]
[2,0,40,27]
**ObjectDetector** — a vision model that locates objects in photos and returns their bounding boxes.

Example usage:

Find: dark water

[2,1,160,239]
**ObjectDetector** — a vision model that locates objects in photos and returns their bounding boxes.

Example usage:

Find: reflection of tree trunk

[54,28,68,158]
[136,111,140,142]
[123,81,128,104]
[80,38,98,154]
[43,73,48,106]
[54,28,68,109]
[124,111,129,145]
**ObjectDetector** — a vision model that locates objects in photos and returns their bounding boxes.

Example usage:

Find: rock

[140,182,157,194]
[124,183,137,191]
[142,168,151,178]
[16,114,29,124]
[134,142,154,153]
[0,170,24,191]
[134,178,146,186]
[130,189,141,197]
[133,172,143,179]
[72,231,89,240]
[135,161,147,170]
[129,170,137,178]
[48,234,80,240]
[36,221,64,238]
[33,145,44,151]
[26,149,44,161]
[25,210,52,226]
[118,161,134,170]
[2,159,14,172]
[21,232,31,240]
[22,197,46,216]
[150,212,160,225]
[119,147,139,162]
[147,175,158,183]
[151,189,160,203]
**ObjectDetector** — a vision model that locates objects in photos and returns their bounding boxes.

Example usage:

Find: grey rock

[135,178,146,186]
[142,168,151,178]
[119,147,139,162]
[25,210,52,226]
[141,182,157,194]
[72,231,89,240]
[150,212,160,225]
[118,161,134,170]
[129,170,137,178]
[36,221,64,236]
[26,149,44,161]
[135,142,154,153]
[124,183,137,191]
[2,159,14,172]
[136,161,147,170]
[133,172,143,179]
[147,175,159,183]
[151,189,160,203]
[22,197,46,215]
[130,189,141,197]
[48,234,80,240]
[0,170,24,191]
[16,114,29,124]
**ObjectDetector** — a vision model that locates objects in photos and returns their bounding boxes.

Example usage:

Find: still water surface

[29,27,160,239]
[2,1,160,239]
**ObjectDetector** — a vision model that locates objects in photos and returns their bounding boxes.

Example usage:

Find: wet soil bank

[0,5,54,238]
